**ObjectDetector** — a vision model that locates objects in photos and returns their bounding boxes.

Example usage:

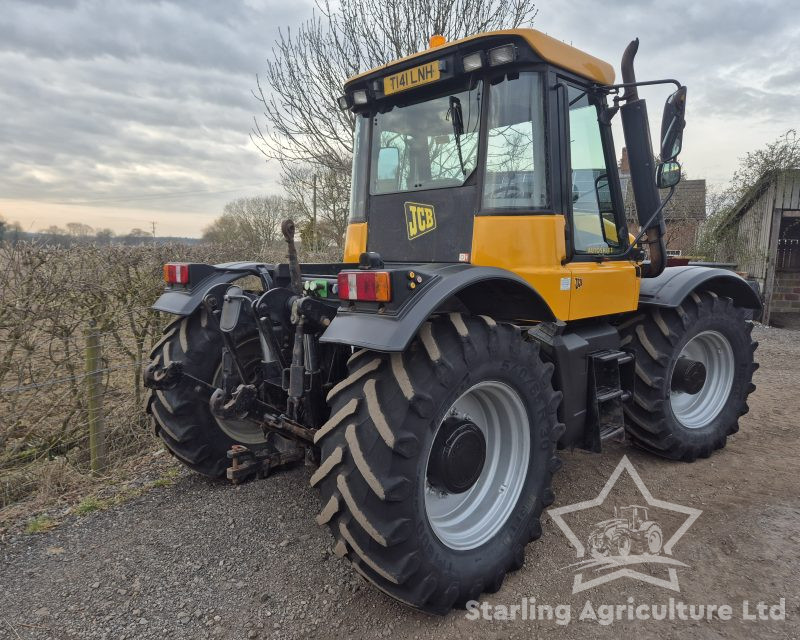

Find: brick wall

[771,271,800,314]
[622,176,707,255]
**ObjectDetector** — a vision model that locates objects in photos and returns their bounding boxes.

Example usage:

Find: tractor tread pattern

[312,314,562,614]
[619,291,757,461]
[145,308,263,477]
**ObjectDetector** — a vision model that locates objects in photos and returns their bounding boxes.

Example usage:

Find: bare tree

[66,222,94,238]
[203,195,290,258]
[252,0,538,230]
[94,228,116,245]
[281,165,350,249]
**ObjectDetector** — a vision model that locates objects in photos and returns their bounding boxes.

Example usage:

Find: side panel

[367,186,477,263]
[470,215,572,319]
[567,261,640,319]
[471,215,641,320]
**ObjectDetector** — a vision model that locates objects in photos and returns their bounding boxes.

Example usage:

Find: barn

[715,169,800,326]
[618,148,707,256]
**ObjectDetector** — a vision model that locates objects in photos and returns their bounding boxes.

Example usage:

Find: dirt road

[1,325,798,639]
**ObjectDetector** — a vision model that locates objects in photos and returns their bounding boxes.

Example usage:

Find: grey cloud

[0,0,312,220]
[539,0,799,154]
[3,0,799,230]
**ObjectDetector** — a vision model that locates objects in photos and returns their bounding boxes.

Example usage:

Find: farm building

[714,169,800,326]
[618,148,707,256]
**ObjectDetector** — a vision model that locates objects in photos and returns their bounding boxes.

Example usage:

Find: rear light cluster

[337,271,392,302]
[163,262,189,285]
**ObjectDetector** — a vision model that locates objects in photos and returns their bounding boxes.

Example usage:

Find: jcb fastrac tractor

[144,30,760,613]
[588,505,663,557]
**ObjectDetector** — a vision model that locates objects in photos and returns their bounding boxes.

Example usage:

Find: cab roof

[344,28,615,88]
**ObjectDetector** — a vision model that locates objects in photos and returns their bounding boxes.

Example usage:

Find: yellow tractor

[145,29,760,613]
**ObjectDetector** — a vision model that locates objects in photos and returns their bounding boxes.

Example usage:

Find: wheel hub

[671,357,707,395]
[424,380,531,551]
[669,330,735,429]
[427,417,486,494]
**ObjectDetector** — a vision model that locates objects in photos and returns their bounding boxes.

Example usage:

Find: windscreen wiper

[447,96,467,176]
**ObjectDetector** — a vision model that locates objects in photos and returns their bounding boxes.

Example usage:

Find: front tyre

[619,291,758,461]
[311,314,563,614]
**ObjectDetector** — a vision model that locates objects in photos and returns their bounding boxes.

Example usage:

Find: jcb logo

[404,202,437,240]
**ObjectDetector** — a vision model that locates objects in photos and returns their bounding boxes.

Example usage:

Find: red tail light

[163,262,189,285]
[337,271,391,302]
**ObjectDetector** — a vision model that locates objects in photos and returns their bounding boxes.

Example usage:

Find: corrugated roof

[719,168,800,231]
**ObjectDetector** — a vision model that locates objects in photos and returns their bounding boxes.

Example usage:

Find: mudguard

[320,264,556,352]
[638,266,762,310]
[152,262,273,315]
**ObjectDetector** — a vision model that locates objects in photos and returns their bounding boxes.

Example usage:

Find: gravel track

[1,325,797,639]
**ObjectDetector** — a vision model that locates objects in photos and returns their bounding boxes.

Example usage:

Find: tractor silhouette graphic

[588,505,664,557]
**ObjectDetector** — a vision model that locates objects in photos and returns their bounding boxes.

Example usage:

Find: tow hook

[226,443,306,484]
[143,360,183,390]
[209,384,257,419]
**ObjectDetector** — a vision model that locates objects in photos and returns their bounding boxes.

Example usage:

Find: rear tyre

[311,314,563,614]
[145,308,267,477]
[619,290,758,461]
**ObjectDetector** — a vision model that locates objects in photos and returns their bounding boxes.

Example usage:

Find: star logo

[548,455,702,594]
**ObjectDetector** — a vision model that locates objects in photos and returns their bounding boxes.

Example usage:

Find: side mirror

[660,86,687,161]
[656,160,682,189]
[376,147,400,183]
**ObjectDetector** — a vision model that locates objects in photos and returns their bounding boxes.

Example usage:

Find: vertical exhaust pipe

[619,39,666,278]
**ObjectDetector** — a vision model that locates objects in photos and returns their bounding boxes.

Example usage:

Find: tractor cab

[339,29,687,322]
[616,505,649,526]
[342,31,626,264]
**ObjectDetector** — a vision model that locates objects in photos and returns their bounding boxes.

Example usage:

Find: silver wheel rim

[669,330,735,429]
[212,337,267,445]
[424,380,530,551]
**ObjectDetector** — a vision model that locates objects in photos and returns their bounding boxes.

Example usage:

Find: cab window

[369,80,481,194]
[567,85,623,255]
[482,72,548,209]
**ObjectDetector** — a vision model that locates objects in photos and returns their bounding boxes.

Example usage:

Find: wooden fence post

[85,321,106,475]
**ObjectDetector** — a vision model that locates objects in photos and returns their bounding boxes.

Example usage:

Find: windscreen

[369,80,482,195]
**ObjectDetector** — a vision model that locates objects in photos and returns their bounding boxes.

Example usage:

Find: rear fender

[152,262,273,316]
[320,264,556,352]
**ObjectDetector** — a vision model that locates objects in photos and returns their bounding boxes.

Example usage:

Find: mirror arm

[620,185,676,258]
[601,79,683,95]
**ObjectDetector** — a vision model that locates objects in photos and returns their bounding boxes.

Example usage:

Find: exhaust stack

[619,39,666,278]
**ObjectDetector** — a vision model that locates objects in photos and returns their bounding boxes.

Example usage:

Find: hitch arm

[209,383,316,443]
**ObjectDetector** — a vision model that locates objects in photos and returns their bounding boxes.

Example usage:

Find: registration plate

[383,61,440,96]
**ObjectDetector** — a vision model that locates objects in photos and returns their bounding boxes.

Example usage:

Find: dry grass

[0,240,339,529]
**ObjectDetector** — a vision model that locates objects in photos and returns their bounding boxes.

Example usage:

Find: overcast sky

[1,0,798,237]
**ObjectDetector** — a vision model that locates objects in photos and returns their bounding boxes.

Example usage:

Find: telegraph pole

[312,173,318,251]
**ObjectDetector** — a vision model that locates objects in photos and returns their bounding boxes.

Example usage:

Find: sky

[1,0,798,237]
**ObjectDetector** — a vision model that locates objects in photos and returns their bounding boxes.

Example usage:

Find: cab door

[562,82,639,319]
